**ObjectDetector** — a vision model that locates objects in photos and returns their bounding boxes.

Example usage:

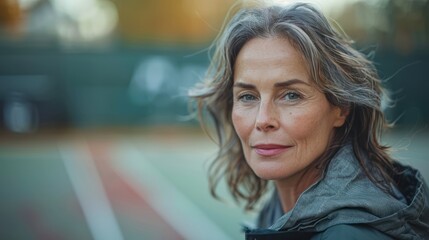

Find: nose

[255,101,279,132]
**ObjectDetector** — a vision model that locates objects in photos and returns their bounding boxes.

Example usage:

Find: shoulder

[311,224,393,240]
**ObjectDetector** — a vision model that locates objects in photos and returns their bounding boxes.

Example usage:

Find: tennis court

[0,127,427,240]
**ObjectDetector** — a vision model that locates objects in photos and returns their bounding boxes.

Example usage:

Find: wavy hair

[189,1,395,210]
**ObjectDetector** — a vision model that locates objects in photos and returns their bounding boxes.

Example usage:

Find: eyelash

[237,93,258,102]
[236,91,302,103]
[281,91,302,101]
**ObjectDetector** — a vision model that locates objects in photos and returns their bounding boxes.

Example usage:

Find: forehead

[237,37,303,60]
[233,37,311,84]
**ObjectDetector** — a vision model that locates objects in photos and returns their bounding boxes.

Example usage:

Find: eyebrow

[233,79,310,89]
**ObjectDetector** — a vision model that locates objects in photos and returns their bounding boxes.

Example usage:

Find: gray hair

[190,1,394,210]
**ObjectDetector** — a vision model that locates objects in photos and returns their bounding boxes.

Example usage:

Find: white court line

[112,141,233,240]
[59,142,124,240]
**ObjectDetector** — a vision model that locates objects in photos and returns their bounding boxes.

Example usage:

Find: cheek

[284,112,315,137]
[231,108,249,140]
[285,108,334,143]
[232,106,259,146]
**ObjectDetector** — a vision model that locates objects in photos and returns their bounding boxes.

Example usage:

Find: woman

[190,2,429,239]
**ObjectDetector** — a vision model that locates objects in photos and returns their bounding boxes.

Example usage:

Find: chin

[251,164,289,181]
[245,156,286,180]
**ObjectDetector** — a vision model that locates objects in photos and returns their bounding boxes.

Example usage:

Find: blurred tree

[0,0,23,34]
[385,0,429,53]
[111,0,234,45]
[333,0,429,53]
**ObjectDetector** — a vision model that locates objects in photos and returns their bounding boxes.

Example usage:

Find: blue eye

[284,92,301,101]
[238,94,257,102]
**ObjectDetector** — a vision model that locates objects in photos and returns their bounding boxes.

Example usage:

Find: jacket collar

[255,143,428,239]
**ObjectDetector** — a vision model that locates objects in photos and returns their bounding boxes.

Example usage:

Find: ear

[333,106,349,127]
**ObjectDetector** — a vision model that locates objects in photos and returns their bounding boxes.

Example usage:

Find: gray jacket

[246,144,429,240]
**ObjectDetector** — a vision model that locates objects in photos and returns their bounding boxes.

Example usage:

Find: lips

[252,144,291,157]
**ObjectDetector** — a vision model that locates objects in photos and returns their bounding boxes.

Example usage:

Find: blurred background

[0,0,428,239]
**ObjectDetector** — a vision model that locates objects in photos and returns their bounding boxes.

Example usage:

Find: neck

[275,165,321,213]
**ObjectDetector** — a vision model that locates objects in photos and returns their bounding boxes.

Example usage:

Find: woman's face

[232,37,346,182]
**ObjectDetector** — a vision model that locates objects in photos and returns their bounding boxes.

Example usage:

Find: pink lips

[253,144,291,157]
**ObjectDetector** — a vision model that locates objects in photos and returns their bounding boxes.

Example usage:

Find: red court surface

[0,127,251,240]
